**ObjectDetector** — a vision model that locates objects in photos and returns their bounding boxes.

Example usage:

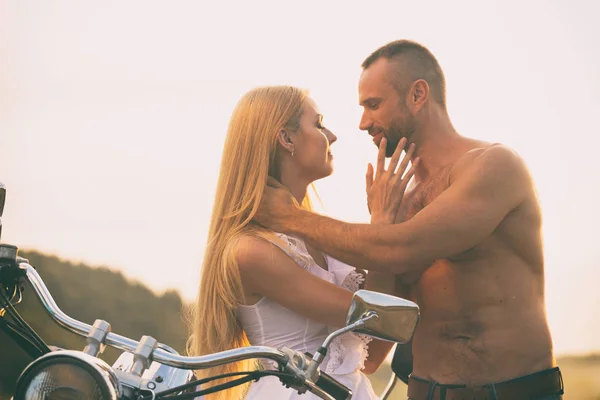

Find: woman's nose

[327,129,337,145]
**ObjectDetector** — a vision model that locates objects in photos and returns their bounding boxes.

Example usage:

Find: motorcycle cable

[0,285,38,341]
[138,370,298,400]
[0,285,50,357]
[0,287,49,356]
[0,260,48,353]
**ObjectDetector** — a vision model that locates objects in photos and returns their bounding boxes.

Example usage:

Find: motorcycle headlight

[14,350,120,400]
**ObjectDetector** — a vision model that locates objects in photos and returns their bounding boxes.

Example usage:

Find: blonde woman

[188,86,415,400]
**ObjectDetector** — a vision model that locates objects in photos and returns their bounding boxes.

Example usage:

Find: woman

[187,86,415,400]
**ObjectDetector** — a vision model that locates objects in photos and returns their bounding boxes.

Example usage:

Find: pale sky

[1,0,599,356]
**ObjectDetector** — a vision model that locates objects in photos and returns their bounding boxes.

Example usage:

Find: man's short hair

[362,40,447,107]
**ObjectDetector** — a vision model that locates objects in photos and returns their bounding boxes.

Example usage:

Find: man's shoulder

[451,142,529,184]
[457,141,521,165]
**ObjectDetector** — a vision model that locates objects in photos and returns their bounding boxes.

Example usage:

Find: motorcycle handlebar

[21,262,288,369]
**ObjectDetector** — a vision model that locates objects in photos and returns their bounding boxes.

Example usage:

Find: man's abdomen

[408,257,554,385]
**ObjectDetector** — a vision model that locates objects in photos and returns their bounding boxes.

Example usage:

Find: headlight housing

[14,350,120,400]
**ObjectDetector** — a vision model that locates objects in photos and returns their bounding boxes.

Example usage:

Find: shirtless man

[254,40,563,399]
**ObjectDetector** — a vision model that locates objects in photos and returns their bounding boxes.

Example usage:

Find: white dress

[237,233,379,400]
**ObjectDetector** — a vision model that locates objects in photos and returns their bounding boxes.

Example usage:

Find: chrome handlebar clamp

[83,319,112,357]
[279,347,311,394]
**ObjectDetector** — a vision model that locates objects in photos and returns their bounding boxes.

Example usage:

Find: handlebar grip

[314,370,352,400]
[0,244,23,286]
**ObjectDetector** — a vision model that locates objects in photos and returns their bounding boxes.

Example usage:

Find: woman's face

[289,98,338,182]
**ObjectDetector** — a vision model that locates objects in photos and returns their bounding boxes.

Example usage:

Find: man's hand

[367,137,420,224]
[253,177,301,232]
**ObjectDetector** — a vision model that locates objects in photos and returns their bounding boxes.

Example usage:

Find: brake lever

[278,348,350,400]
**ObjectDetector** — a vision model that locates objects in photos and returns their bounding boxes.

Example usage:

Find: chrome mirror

[346,289,419,344]
[307,289,419,379]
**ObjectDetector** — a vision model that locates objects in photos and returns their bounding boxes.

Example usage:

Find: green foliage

[0,250,191,398]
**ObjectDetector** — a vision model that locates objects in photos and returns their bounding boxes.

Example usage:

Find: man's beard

[384,119,416,157]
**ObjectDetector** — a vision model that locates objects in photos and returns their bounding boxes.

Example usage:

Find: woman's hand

[366,137,420,224]
[363,137,419,374]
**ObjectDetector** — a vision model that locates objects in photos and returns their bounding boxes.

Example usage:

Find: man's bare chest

[394,170,452,293]
[397,171,451,222]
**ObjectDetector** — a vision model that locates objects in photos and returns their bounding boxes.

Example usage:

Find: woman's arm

[236,235,354,328]
[362,341,395,374]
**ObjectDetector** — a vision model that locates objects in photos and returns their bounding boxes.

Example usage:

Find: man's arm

[283,145,532,274]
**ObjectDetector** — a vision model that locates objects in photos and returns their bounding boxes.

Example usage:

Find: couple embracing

[187,40,563,400]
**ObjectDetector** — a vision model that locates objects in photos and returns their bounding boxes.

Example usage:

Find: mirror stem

[0,182,5,241]
[307,312,379,379]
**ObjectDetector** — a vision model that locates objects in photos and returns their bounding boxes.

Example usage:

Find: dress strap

[267,233,313,270]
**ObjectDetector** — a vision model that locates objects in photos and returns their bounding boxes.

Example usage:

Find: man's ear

[277,129,295,154]
[410,79,429,111]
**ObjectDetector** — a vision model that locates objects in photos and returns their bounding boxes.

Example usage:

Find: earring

[291,149,295,157]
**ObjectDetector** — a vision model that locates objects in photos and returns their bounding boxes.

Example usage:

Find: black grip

[315,370,352,400]
[390,339,413,385]
[303,351,352,400]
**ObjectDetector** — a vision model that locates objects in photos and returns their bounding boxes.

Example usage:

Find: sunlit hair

[186,86,316,400]
[362,39,447,108]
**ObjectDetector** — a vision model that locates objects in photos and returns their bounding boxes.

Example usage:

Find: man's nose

[359,111,372,132]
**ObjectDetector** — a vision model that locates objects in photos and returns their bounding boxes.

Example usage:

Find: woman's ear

[277,129,295,156]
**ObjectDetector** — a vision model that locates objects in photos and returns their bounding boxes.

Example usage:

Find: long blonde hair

[187,86,313,400]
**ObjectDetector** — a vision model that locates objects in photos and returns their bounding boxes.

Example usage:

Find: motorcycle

[0,182,419,400]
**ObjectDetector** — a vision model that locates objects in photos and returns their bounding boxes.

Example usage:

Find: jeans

[406,366,564,400]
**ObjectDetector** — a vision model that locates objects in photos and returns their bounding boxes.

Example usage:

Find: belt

[407,367,563,400]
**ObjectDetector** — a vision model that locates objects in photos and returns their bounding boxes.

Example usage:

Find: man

[254,40,563,399]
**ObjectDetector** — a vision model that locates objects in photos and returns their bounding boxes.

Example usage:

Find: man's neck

[411,109,466,181]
